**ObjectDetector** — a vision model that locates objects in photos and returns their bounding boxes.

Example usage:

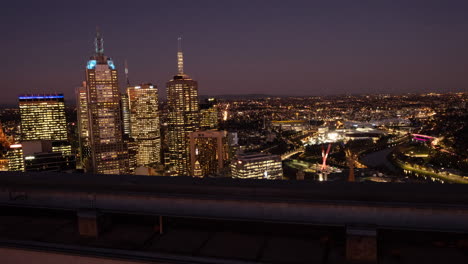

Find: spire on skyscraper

[177,36,184,75]
[125,60,130,86]
[95,27,104,55]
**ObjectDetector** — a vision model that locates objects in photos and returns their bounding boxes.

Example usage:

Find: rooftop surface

[1,207,468,264]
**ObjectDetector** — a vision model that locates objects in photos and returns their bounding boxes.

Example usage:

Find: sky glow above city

[1,0,468,104]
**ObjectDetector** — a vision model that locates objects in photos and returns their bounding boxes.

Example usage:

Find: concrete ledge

[346,226,377,263]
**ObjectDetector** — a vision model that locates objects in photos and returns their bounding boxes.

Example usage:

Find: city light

[0,3,467,263]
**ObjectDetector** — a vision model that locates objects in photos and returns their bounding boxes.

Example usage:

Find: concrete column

[154,215,163,234]
[77,210,101,237]
[346,226,377,263]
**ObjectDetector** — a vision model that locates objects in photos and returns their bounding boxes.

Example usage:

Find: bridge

[412,133,435,142]
[1,171,468,263]
[281,147,305,160]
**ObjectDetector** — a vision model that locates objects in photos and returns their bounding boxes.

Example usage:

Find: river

[360,147,399,173]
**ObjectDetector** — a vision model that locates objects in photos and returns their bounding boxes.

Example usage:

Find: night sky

[1,0,468,104]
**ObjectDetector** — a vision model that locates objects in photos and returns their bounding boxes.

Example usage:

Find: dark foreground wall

[1,171,468,232]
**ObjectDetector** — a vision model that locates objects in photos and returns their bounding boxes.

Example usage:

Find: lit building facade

[79,30,128,174]
[22,140,75,172]
[127,83,161,166]
[231,153,283,180]
[6,144,24,171]
[124,135,137,174]
[189,130,228,177]
[200,98,218,129]
[0,159,8,171]
[76,84,90,170]
[0,122,10,171]
[121,93,131,136]
[0,121,10,148]
[166,38,199,176]
[19,94,68,141]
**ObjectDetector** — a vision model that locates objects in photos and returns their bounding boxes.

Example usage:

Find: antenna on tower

[178,36,182,52]
[177,36,184,75]
[124,59,130,86]
[95,26,104,55]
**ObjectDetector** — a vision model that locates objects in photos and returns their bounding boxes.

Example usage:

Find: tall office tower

[200,98,218,129]
[127,83,161,166]
[231,153,283,180]
[189,130,228,177]
[76,84,90,170]
[6,144,24,171]
[19,94,68,141]
[19,94,72,158]
[124,136,137,174]
[80,30,128,174]
[121,93,131,136]
[166,37,200,176]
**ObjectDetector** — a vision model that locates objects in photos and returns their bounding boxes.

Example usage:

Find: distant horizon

[0,90,465,108]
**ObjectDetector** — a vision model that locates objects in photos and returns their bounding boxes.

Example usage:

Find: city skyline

[2,0,468,104]
[1,2,468,263]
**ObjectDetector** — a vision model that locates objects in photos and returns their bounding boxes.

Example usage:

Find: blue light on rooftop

[19,95,64,100]
[87,60,97,69]
[107,60,115,69]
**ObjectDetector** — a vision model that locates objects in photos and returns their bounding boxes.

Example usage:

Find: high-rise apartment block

[189,130,228,177]
[166,38,199,176]
[78,30,128,174]
[127,83,161,166]
[231,153,283,180]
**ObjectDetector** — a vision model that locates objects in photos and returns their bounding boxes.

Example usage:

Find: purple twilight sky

[1,0,468,104]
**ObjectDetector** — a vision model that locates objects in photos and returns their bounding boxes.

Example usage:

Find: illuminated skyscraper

[19,94,68,141]
[127,83,161,166]
[121,93,131,136]
[189,130,228,177]
[121,61,131,136]
[79,30,128,174]
[166,37,199,176]
[76,83,90,169]
[18,94,72,158]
